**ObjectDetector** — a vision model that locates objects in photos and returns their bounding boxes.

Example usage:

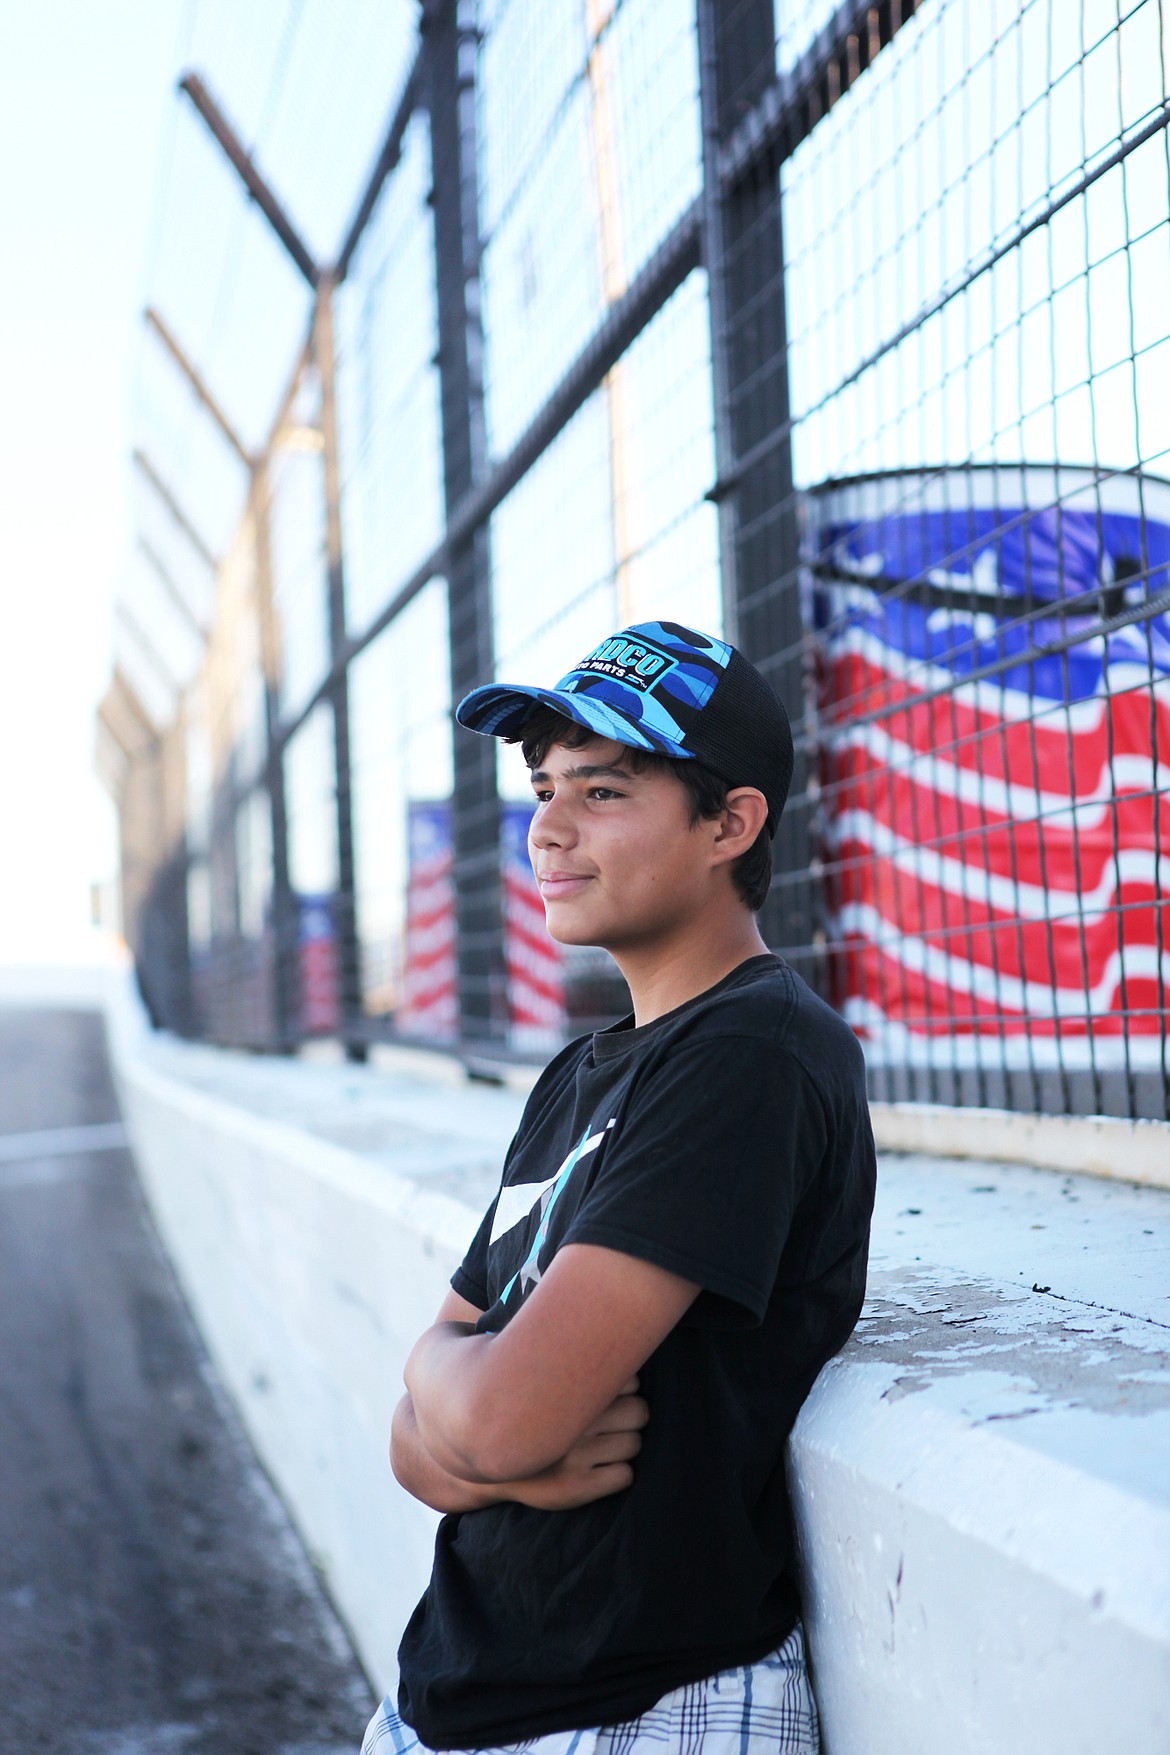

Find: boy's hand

[507,1380,649,1510]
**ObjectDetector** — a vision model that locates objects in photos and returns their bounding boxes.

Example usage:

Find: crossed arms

[392,1242,699,1514]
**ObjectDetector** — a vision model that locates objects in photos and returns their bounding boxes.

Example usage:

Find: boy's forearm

[392,1389,647,1516]
[390,1393,507,1513]
[404,1248,696,1484]
[404,1320,505,1480]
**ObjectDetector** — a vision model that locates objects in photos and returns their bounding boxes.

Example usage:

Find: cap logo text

[572,635,676,693]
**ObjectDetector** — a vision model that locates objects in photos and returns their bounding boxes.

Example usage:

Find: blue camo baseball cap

[456,620,793,836]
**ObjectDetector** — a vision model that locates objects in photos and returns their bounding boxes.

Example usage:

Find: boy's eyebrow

[528,761,639,785]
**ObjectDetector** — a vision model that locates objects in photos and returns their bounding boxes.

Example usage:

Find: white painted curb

[871,1100,1170,1189]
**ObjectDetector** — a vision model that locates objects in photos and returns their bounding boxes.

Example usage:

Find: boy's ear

[710,787,768,863]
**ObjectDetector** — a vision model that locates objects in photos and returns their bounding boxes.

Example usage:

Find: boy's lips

[537,871,594,900]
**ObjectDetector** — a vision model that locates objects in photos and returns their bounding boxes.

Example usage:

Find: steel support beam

[143,307,253,470]
[178,74,319,288]
[132,450,218,572]
[336,55,420,279]
[137,537,210,644]
[426,0,504,1047]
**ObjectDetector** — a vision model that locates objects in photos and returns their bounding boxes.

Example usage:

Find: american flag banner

[808,468,1170,1099]
[501,801,567,1052]
[400,799,566,1050]
[400,800,458,1041]
[297,894,341,1036]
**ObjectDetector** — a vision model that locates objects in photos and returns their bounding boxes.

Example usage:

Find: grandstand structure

[98,0,1170,1121]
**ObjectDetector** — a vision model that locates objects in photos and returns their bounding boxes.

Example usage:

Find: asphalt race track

[0,1008,375,1754]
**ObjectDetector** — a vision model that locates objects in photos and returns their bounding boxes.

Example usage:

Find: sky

[0,2,186,963]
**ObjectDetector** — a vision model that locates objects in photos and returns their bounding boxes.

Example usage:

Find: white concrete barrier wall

[108,994,473,1688]
[791,1358,1170,1753]
[105,986,1170,1754]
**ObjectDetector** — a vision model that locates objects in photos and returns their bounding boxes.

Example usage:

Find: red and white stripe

[401,845,457,1041]
[400,801,566,1049]
[820,632,1170,1063]
[504,841,566,1051]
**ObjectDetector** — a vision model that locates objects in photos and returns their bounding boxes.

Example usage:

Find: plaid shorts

[360,1622,820,1755]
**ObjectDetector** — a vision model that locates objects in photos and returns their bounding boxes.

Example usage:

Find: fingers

[589,1393,649,1436]
[581,1461,635,1499]
[513,1423,643,1509]
[580,1427,643,1468]
[579,1399,648,1442]
[618,1376,640,1396]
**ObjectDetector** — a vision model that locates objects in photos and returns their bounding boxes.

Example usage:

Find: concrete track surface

[0,1009,375,1755]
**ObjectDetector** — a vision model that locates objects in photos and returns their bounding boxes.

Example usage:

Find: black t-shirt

[397,955,876,1750]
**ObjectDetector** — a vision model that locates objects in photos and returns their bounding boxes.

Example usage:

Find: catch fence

[99,0,1170,1121]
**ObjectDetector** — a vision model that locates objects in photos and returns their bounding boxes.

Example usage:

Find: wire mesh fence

[784,0,1170,1119]
[103,0,1170,1121]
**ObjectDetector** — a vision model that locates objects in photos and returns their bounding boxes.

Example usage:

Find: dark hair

[514,706,773,912]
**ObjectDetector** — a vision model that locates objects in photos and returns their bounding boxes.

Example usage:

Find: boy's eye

[531,785,623,802]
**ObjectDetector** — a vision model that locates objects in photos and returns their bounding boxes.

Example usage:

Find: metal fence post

[314,276,366,1058]
[426,0,504,1048]
[700,0,815,979]
[251,458,298,1049]
[695,0,740,645]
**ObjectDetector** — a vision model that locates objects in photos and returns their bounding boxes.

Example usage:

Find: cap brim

[455,683,680,755]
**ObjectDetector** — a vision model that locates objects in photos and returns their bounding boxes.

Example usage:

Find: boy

[363,621,876,1755]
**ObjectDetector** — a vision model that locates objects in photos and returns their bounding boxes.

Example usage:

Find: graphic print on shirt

[494,1118,616,1309]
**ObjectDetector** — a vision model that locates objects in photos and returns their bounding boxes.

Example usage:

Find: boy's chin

[542,915,596,948]
[541,901,613,949]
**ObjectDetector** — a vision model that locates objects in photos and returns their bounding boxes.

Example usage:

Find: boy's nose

[529,797,576,850]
